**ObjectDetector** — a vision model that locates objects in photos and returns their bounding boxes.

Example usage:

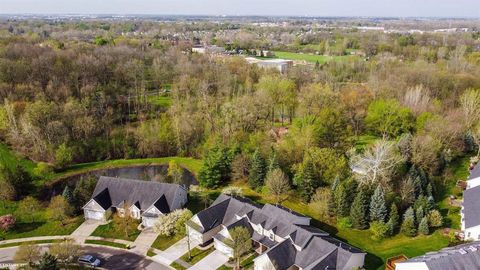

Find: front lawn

[218,253,256,270]
[84,239,128,249]
[180,247,214,265]
[152,233,184,251]
[90,221,140,242]
[0,201,83,240]
[170,261,187,270]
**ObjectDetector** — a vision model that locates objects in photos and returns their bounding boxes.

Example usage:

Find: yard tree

[174,209,193,236]
[350,188,369,230]
[47,195,73,226]
[14,243,41,266]
[293,158,316,202]
[267,151,280,173]
[427,209,443,228]
[222,186,243,197]
[17,196,41,222]
[167,160,183,185]
[0,214,16,231]
[230,154,250,181]
[229,226,252,269]
[1,164,33,198]
[49,239,80,266]
[334,183,350,217]
[401,207,416,237]
[265,168,291,204]
[37,253,59,270]
[112,206,136,238]
[365,99,414,138]
[460,88,480,129]
[55,143,73,169]
[386,203,399,236]
[370,221,388,241]
[62,186,75,205]
[314,107,352,150]
[73,176,97,208]
[154,209,192,236]
[0,181,16,205]
[369,186,387,222]
[248,149,266,189]
[418,216,429,235]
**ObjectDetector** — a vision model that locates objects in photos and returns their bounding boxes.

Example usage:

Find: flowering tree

[0,214,16,231]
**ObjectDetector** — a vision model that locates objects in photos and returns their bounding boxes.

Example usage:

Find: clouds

[1,0,479,17]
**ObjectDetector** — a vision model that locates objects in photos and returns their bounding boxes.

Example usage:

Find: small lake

[44,164,197,198]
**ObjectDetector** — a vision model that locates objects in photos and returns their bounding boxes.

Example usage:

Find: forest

[0,17,480,268]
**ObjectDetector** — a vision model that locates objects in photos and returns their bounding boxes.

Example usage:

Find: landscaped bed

[90,222,140,242]
[84,239,128,249]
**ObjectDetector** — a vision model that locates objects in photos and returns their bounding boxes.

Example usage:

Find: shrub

[370,221,389,241]
[0,214,16,231]
[418,216,429,235]
[427,209,443,228]
[337,217,352,229]
[33,162,53,177]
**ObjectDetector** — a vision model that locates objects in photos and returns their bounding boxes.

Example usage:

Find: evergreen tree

[387,203,399,236]
[418,216,429,235]
[335,184,350,217]
[248,149,266,189]
[416,206,424,221]
[198,148,223,188]
[350,188,369,229]
[294,160,316,202]
[62,186,74,205]
[426,183,433,198]
[401,207,416,237]
[37,253,59,270]
[267,151,280,173]
[369,186,387,222]
[327,178,339,217]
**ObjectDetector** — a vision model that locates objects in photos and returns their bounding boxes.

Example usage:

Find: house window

[269,232,274,241]
[468,232,471,237]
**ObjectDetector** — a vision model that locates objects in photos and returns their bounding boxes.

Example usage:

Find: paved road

[0,245,169,270]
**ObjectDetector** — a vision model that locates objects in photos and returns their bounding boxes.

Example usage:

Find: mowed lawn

[270,51,358,64]
[0,142,36,176]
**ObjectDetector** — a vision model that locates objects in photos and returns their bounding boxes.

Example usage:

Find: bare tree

[351,139,403,188]
[265,168,291,204]
[14,243,41,266]
[460,88,480,129]
[403,85,431,115]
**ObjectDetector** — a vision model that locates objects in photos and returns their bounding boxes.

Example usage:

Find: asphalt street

[0,245,169,270]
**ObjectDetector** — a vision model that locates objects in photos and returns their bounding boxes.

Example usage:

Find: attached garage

[84,209,105,221]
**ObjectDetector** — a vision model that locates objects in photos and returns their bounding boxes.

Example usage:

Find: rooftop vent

[459,249,467,255]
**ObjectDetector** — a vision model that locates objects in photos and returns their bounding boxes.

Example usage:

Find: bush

[370,221,388,241]
[427,209,443,228]
[0,215,16,231]
[33,162,53,177]
[337,217,352,229]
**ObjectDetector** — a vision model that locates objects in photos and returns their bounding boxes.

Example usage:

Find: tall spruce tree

[249,149,266,189]
[335,184,350,217]
[350,188,369,229]
[369,185,387,222]
[267,151,280,173]
[401,207,417,237]
[295,160,316,202]
[62,186,74,205]
[328,178,340,217]
[387,203,399,236]
[198,148,223,188]
[418,216,429,235]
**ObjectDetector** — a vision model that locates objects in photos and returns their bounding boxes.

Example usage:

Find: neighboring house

[192,45,226,54]
[245,57,293,74]
[395,241,480,270]
[186,194,365,270]
[83,176,188,227]
[461,163,480,240]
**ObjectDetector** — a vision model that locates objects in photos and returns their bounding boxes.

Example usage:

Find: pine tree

[401,207,416,237]
[267,151,280,173]
[198,148,223,188]
[328,178,339,217]
[248,149,266,189]
[369,186,387,222]
[62,186,74,205]
[418,216,429,235]
[416,206,424,221]
[426,183,433,198]
[387,203,399,236]
[335,184,350,217]
[350,188,369,229]
[296,160,316,202]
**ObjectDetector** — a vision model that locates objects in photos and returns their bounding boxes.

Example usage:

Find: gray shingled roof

[90,176,183,212]
[266,239,297,270]
[401,241,480,270]
[463,185,480,228]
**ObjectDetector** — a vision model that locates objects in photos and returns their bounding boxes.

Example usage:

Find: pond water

[44,164,197,198]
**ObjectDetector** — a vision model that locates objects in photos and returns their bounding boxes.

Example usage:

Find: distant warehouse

[245,57,293,74]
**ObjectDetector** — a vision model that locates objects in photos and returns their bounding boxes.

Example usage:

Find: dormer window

[269,232,275,241]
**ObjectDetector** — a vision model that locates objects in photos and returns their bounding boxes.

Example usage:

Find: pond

[43,164,197,199]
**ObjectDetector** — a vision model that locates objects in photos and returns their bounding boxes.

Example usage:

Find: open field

[266,51,359,64]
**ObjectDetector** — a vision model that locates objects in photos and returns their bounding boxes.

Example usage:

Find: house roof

[463,185,480,228]
[266,239,297,270]
[89,176,183,212]
[399,241,480,270]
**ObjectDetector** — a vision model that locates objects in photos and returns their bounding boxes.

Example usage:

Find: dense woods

[0,18,480,252]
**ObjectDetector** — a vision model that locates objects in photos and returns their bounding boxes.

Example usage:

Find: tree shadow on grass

[11,221,46,234]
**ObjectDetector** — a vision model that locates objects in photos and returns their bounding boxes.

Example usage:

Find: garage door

[85,209,104,220]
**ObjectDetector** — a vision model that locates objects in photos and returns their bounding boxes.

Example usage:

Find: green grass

[170,261,187,270]
[354,135,380,150]
[147,248,156,257]
[180,247,215,264]
[90,222,140,242]
[0,142,36,173]
[84,239,128,249]
[52,157,202,183]
[263,51,358,64]
[0,239,60,248]
[147,95,172,108]
[151,233,184,251]
[218,253,256,270]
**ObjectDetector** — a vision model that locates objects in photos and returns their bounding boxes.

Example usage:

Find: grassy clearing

[151,233,184,251]
[0,142,36,173]
[84,239,128,249]
[170,261,187,270]
[267,51,358,64]
[90,222,140,242]
[180,247,215,264]
[0,239,60,248]
[147,95,172,108]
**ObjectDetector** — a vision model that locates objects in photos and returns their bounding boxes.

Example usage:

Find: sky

[0,0,479,18]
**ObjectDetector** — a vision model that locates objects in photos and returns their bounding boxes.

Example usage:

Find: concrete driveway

[71,219,104,242]
[153,236,200,265]
[131,229,158,255]
[0,245,169,270]
[188,250,229,270]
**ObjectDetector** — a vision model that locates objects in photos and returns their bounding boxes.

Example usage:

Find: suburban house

[192,45,226,54]
[83,176,188,228]
[461,163,480,240]
[395,241,480,270]
[245,57,293,74]
[186,194,365,270]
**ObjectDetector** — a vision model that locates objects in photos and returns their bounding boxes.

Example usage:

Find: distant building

[395,242,480,270]
[245,57,293,73]
[255,50,276,58]
[192,45,225,54]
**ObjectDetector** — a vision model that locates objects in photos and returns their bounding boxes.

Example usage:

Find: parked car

[78,255,101,267]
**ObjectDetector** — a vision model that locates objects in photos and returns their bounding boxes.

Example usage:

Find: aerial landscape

[0,0,479,270]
